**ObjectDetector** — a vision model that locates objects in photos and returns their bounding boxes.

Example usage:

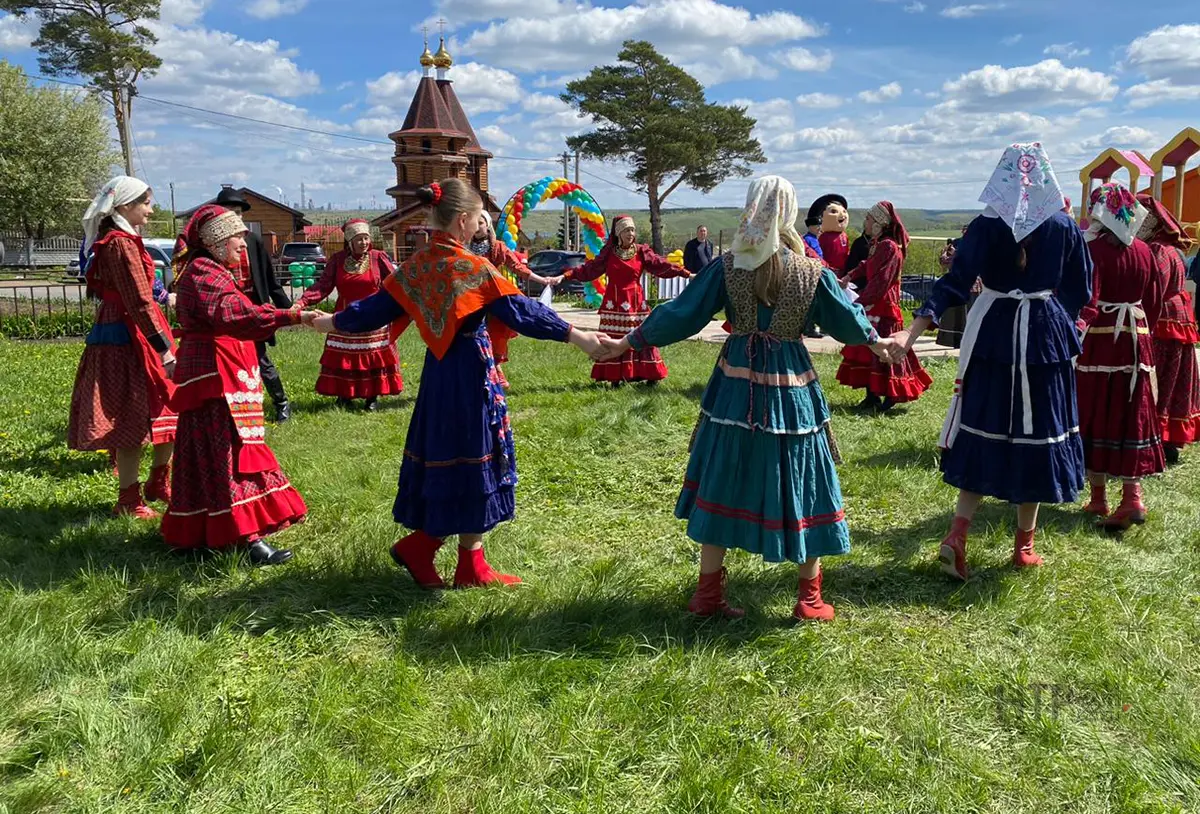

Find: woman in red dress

[550,215,689,384]
[297,219,403,410]
[1078,183,1165,530]
[1136,193,1200,464]
[468,211,554,387]
[162,205,313,565]
[835,201,932,410]
[68,176,177,518]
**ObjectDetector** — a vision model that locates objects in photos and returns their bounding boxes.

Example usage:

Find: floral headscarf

[1086,183,1146,247]
[866,200,910,258]
[1135,193,1193,251]
[730,176,806,270]
[978,143,1065,242]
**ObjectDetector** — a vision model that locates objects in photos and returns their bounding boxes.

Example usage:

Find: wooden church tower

[373,31,500,259]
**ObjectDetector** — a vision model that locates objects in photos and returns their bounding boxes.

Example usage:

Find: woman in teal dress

[598,176,899,621]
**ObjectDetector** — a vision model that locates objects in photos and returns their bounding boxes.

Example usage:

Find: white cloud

[1125,78,1200,110]
[246,0,308,19]
[1001,34,1023,45]
[0,12,37,50]
[458,0,824,77]
[941,4,1005,18]
[942,59,1117,109]
[732,97,794,133]
[682,47,778,84]
[770,127,862,152]
[796,92,844,109]
[1080,126,1156,151]
[425,0,567,29]
[1043,42,1090,60]
[858,82,903,103]
[144,23,320,98]
[773,47,833,72]
[478,124,517,147]
[904,2,926,11]
[366,62,524,115]
[1125,24,1200,83]
[157,0,212,26]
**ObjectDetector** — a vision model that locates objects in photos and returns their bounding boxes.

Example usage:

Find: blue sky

[1,0,1197,214]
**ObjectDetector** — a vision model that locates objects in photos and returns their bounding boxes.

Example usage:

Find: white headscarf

[731,175,806,270]
[82,176,149,252]
[978,143,1065,242]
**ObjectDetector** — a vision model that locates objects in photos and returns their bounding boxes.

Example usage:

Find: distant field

[304,206,976,246]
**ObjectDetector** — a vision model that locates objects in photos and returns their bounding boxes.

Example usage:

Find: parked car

[143,238,176,288]
[523,250,587,297]
[278,242,326,283]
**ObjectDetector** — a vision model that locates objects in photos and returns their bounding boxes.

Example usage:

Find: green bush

[0,312,92,339]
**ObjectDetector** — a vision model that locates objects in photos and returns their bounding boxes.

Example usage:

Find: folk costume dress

[564,228,688,383]
[297,247,404,400]
[835,203,932,403]
[918,211,1092,503]
[161,208,307,551]
[1136,195,1200,449]
[631,249,878,564]
[332,231,574,539]
[68,223,178,455]
[1078,185,1165,480]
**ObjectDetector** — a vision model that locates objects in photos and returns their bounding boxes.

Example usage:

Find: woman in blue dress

[892,144,1092,580]
[598,176,900,621]
[314,179,604,589]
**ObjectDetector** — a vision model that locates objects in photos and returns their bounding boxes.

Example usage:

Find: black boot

[879,397,896,412]
[274,399,292,423]
[336,397,352,409]
[247,539,293,566]
[859,393,881,410]
[364,397,379,412]
[258,346,291,422]
[1165,444,1181,465]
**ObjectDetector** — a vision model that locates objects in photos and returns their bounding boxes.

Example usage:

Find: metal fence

[0,234,80,269]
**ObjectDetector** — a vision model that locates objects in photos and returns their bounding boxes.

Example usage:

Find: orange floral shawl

[383,231,522,360]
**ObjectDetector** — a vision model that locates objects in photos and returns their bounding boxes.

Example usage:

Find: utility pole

[116,69,136,177]
[573,151,581,251]
[169,182,177,236]
[300,181,306,212]
[560,151,571,250]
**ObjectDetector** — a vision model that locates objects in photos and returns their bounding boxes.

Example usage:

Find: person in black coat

[682,225,713,273]
[214,187,295,421]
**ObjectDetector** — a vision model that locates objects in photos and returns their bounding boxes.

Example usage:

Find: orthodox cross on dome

[420,25,434,75]
[433,18,453,79]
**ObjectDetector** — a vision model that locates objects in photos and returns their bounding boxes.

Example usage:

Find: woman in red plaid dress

[68,176,177,519]
[1136,194,1200,464]
[161,205,313,566]
[297,219,403,410]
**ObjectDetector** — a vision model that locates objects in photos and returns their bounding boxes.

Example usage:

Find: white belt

[939,287,1053,448]
[1093,300,1145,400]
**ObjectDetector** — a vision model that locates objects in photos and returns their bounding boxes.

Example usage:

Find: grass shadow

[857,442,940,471]
[0,442,108,479]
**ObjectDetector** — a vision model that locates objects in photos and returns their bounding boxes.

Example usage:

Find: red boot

[1083,481,1109,517]
[143,464,171,504]
[687,567,744,618]
[1011,526,1043,568]
[939,515,971,581]
[113,483,159,519]
[452,546,522,588]
[1103,481,1147,531]
[793,570,835,622]
[390,531,446,589]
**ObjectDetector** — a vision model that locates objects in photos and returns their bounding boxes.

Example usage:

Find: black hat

[215,186,250,211]
[806,193,848,227]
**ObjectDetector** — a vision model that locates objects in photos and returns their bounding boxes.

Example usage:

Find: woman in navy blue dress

[893,144,1092,580]
[314,179,604,589]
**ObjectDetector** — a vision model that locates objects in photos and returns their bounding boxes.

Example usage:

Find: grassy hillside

[304,207,978,246]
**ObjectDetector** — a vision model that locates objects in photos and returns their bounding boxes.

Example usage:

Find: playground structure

[1080,127,1200,242]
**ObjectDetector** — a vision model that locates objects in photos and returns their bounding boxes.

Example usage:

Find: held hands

[160,351,176,378]
[869,337,907,365]
[310,313,336,333]
[568,329,605,360]
[544,275,564,287]
[596,334,630,362]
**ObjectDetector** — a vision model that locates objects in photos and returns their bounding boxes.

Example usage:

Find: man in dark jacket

[682,225,713,273]
[214,186,294,422]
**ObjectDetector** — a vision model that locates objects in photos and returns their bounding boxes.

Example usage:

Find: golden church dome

[433,37,452,69]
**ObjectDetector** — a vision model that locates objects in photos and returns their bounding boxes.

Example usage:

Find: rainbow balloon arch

[497,177,609,307]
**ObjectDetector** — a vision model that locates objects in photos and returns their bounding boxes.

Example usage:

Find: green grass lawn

[1,332,1198,813]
